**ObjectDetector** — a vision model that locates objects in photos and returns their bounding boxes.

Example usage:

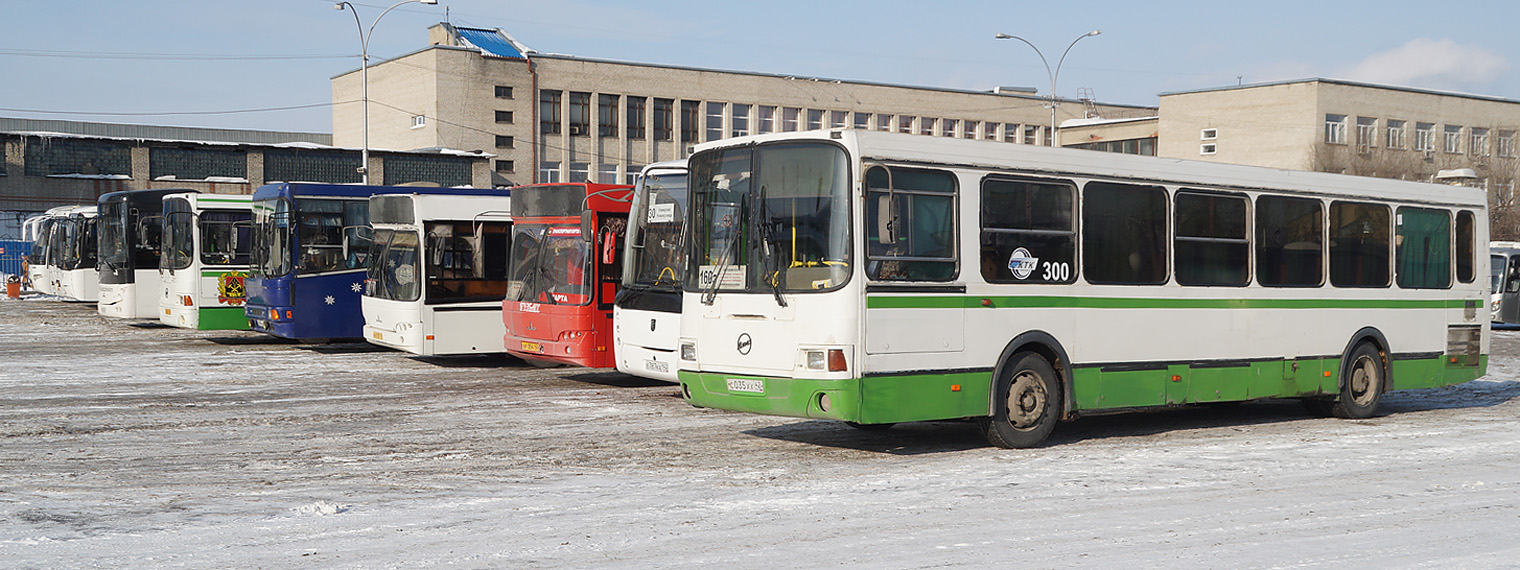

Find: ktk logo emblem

[736,333,753,355]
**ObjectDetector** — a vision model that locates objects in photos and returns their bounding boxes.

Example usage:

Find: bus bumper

[505,332,611,368]
[677,370,993,425]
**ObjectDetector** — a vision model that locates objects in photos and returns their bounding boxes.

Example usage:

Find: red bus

[502,182,634,367]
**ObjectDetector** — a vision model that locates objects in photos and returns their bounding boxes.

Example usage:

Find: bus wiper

[756,222,787,308]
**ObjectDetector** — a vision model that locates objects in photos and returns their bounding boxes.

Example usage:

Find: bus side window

[979,176,1076,284]
[864,165,958,282]
[1256,195,1324,287]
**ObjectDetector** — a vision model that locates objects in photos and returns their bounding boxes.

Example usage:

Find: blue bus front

[246,183,388,340]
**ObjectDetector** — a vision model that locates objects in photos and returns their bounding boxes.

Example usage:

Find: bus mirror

[602,229,617,264]
[875,195,896,244]
[580,211,595,242]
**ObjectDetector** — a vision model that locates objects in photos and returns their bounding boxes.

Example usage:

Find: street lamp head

[994,33,1013,39]
[1086,30,1101,37]
[420,0,437,4]
[334,2,345,10]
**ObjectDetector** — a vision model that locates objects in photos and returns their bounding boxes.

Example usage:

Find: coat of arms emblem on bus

[218,271,247,305]
[1008,247,1039,280]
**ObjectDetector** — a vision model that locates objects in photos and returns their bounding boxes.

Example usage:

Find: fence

[0,240,31,279]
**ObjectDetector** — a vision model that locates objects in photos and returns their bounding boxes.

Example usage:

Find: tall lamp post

[336,0,438,184]
[993,30,1100,147]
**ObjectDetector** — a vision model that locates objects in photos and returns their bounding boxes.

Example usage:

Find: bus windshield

[64,217,98,271]
[624,169,689,290]
[252,198,293,278]
[162,198,195,271]
[508,223,591,305]
[99,200,129,270]
[686,142,851,295]
[366,229,421,302]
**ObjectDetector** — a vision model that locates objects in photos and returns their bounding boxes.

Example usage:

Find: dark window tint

[980,177,1076,284]
[1083,182,1167,285]
[865,166,956,281]
[1174,191,1248,286]
[1396,207,1451,289]
[1456,210,1476,283]
[1256,196,1323,287]
[1328,201,1390,288]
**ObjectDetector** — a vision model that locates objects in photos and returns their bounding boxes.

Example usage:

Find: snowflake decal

[324,295,336,305]
[351,282,363,293]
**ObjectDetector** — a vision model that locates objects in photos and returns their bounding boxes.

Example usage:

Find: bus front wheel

[980,352,1060,449]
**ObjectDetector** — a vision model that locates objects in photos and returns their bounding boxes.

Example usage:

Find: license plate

[726,378,764,394]
[372,332,383,340]
[644,359,670,373]
[521,341,542,352]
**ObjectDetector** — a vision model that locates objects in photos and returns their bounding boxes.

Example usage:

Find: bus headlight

[680,341,697,361]
[803,348,848,372]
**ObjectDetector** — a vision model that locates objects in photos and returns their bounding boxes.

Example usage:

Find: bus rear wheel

[1331,343,1385,419]
[980,352,1060,449]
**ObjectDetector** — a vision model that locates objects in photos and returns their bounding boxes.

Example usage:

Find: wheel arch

[991,330,1075,420]
[1339,327,1392,393]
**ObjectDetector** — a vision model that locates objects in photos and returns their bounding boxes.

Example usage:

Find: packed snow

[2,298,1518,569]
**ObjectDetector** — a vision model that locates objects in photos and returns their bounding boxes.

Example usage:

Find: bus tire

[1331,342,1385,419]
[980,352,1060,448]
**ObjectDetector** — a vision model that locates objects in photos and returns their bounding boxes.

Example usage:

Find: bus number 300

[1041,262,1070,282]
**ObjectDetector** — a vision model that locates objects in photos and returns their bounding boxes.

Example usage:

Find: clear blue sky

[3,0,1519,133]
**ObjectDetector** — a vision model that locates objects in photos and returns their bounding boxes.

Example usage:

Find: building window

[495,135,514,148]
[1023,125,1039,145]
[705,102,726,141]
[919,117,937,136]
[653,98,673,141]
[898,115,915,134]
[941,119,958,137]
[1200,143,1217,155]
[1201,128,1218,140]
[263,148,360,184]
[782,107,800,132]
[1415,122,1435,151]
[807,109,824,130]
[569,162,591,183]
[984,122,1000,141]
[852,112,870,130]
[598,163,618,184]
[1471,127,1490,156]
[24,136,132,177]
[680,101,700,142]
[829,110,846,129]
[568,92,591,136]
[598,94,619,137]
[539,90,561,134]
[1444,125,1463,154]
[1355,117,1376,152]
[495,110,513,124]
[412,115,426,129]
[495,160,514,172]
[1500,130,1516,158]
[539,161,560,183]
[383,155,472,187]
[149,147,247,181]
[1324,114,1347,144]
[963,120,979,139]
[877,114,893,132]
[626,96,646,140]
[495,86,513,99]
[731,104,750,137]
[758,106,776,134]
[1386,120,1406,149]
[1005,123,1020,142]
[625,165,644,186]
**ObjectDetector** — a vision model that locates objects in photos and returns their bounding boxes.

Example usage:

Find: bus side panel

[857,371,992,424]
[198,307,251,331]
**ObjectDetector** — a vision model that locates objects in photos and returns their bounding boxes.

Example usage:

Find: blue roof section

[456,27,524,59]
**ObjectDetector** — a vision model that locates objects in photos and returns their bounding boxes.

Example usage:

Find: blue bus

[246,182,506,341]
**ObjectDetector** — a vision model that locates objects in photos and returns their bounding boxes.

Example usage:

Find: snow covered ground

[3,298,1519,569]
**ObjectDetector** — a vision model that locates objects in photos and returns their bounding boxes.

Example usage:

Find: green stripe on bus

[866,295,1466,310]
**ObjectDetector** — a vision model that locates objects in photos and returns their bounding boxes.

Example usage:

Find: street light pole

[336,0,438,184]
[994,30,1100,147]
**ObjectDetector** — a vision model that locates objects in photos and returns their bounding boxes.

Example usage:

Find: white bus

[98,189,186,319]
[159,193,254,330]
[614,160,689,381]
[362,191,513,356]
[24,207,73,293]
[677,130,1488,448]
[1490,241,1520,326]
[41,205,99,302]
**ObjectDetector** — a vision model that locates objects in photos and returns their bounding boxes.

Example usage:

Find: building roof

[0,117,329,145]
[452,26,533,59]
[1159,77,1520,106]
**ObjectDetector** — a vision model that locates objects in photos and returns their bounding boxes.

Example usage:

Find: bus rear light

[680,341,696,361]
[805,349,849,371]
[269,309,279,320]
[181,295,193,306]
[285,310,293,320]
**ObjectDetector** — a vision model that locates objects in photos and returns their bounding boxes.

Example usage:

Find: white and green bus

[159,193,254,330]
[677,130,1488,448]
